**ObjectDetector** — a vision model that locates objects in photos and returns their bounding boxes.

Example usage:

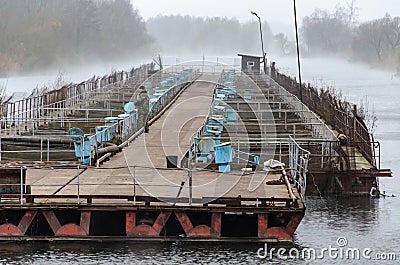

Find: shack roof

[237,53,262,58]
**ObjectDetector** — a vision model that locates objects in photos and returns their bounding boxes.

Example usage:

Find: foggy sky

[131,0,400,35]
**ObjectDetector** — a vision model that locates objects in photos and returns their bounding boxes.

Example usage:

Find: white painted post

[40,138,43,162]
[77,165,80,205]
[321,143,324,169]
[47,138,50,161]
[133,166,136,205]
[189,169,193,206]
[0,122,2,161]
[20,166,24,205]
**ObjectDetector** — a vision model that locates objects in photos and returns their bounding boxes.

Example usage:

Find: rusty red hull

[0,205,304,243]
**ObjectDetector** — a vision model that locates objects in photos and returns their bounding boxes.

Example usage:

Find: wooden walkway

[25,74,300,206]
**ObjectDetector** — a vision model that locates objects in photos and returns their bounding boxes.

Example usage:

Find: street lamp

[293,0,303,102]
[250,11,267,74]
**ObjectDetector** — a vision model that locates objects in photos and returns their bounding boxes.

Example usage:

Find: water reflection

[0,197,394,264]
[0,242,277,264]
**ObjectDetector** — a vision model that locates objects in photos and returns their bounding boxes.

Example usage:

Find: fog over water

[0,58,148,97]
[275,56,400,264]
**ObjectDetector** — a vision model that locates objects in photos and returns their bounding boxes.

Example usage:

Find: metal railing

[162,63,240,75]
[0,66,200,166]
[269,70,375,166]
[289,136,310,199]
[1,64,152,135]
[80,70,200,166]
[0,134,84,163]
[258,74,337,141]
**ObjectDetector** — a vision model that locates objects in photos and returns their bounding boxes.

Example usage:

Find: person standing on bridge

[135,86,150,133]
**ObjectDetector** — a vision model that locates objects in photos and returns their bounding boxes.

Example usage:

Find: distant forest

[146,15,292,56]
[0,0,153,75]
[0,0,399,76]
[149,2,400,72]
[301,1,400,71]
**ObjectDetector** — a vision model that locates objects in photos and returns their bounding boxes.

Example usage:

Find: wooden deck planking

[27,168,84,195]
[25,75,299,203]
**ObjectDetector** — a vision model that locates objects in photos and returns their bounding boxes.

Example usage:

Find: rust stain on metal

[56,224,87,236]
[258,213,268,237]
[175,211,194,235]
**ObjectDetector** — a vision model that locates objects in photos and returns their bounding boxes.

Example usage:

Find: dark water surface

[0,57,399,264]
[280,57,400,264]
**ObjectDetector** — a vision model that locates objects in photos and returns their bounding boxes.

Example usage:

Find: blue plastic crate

[215,143,233,164]
[95,126,111,142]
[218,163,231,173]
[74,139,90,157]
[226,109,236,122]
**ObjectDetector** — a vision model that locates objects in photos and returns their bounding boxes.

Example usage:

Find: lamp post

[251,11,267,74]
[293,0,303,102]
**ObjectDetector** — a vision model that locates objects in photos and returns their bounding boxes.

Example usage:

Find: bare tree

[273,33,289,55]
[346,0,359,25]
[146,15,274,55]
[352,15,400,62]
[354,20,386,61]
[302,8,352,54]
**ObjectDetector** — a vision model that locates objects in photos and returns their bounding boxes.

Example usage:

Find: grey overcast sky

[131,0,400,35]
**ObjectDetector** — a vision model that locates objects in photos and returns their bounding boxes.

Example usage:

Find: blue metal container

[105,117,119,134]
[218,163,231,173]
[225,109,237,124]
[95,126,111,142]
[215,143,233,164]
[74,138,94,164]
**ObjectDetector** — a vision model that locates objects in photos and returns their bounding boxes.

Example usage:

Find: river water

[0,57,399,264]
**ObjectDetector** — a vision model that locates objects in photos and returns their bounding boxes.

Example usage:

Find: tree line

[301,1,400,70]
[0,0,153,75]
[146,15,293,56]
[0,1,293,76]
[0,0,399,76]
